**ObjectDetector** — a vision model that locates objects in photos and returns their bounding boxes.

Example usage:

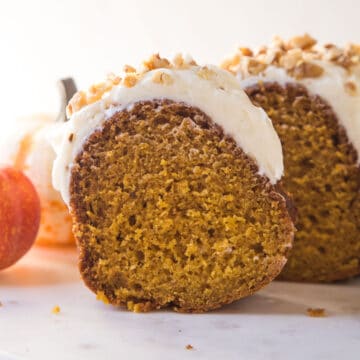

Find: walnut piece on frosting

[66,54,198,117]
[197,66,216,80]
[344,81,357,95]
[247,59,267,75]
[123,73,140,88]
[288,34,317,50]
[221,34,360,81]
[143,53,171,71]
[290,61,324,80]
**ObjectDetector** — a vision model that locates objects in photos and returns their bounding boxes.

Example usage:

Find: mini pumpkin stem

[57,78,77,122]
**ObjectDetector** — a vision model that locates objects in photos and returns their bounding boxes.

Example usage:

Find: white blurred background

[1,0,359,126]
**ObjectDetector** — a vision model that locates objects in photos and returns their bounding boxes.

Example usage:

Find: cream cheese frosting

[50,61,284,206]
[239,63,360,161]
[221,35,360,162]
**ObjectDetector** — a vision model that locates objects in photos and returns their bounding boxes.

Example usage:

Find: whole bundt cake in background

[50,55,295,312]
[222,35,360,282]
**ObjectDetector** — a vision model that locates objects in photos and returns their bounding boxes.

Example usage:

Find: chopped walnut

[67,91,87,116]
[87,82,112,104]
[220,54,241,74]
[173,54,197,69]
[323,45,343,61]
[247,59,267,75]
[185,344,194,350]
[123,74,139,88]
[106,73,121,85]
[288,34,317,50]
[152,71,174,85]
[289,61,324,79]
[279,49,303,69]
[143,53,171,71]
[197,66,216,80]
[239,47,253,56]
[221,35,360,81]
[66,53,203,115]
[344,81,357,95]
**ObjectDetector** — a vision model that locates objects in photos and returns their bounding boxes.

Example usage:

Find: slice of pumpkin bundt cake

[222,35,360,282]
[51,55,294,312]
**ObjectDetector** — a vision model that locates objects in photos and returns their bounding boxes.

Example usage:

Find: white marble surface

[1,1,360,359]
[0,247,359,360]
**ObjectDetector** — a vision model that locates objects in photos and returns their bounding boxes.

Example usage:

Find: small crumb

[185,344,194,350]
[127,300,153,312]
[307,308,326,317]
[68,133,74,142]
[0,301,3,307]
[197,66,216,80]
[96,291,110,305]
[344,81,357,95]
[52,305,61,314]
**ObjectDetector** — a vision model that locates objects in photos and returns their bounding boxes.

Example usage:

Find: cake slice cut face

[223,35,360,282]
[51,56,294,312]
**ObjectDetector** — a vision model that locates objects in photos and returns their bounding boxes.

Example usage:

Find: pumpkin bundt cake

[51,55,294,312]
[222,35,360,282]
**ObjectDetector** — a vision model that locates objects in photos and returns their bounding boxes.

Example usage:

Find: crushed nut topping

[288,34,317,50]
[221,34,360,80]
[143,53,171,71]
[66,54,198,116]
[197,66,216,80]
[344,81,357,95]
[123,73,139,88]
[247,59,267,75]
[290,61,324,80]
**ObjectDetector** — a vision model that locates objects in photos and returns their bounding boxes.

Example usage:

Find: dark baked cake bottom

[70,99,294,312]
[246,82,360,282]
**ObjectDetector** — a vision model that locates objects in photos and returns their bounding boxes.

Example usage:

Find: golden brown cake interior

[70,99,294,312]
[246,82,360,282]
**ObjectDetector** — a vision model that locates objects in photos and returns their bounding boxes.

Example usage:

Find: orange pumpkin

[0,114,75,246]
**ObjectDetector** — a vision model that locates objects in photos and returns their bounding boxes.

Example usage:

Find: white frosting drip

[240,62,360,162]
[50,66,284,205]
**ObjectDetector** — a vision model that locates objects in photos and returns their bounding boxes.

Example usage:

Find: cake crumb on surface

[96,291,110,305]
[52,305,61,314]
[307,308,326,317]
[185,344,194,350]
